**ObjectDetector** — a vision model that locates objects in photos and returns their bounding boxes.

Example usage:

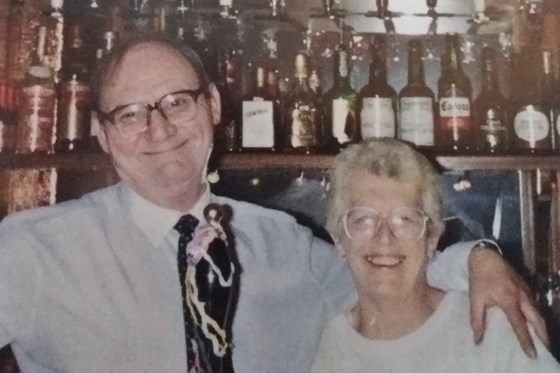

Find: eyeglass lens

[112,91,198,136]
[344,206,427,241]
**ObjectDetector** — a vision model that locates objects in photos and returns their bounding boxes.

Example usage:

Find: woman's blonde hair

[326,138,444,241]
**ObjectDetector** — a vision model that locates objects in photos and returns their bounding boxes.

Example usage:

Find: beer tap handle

[426,0,437,17]
[323,0,334,16]
[376,0,388,19]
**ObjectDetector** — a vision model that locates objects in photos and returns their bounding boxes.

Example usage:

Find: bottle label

[309,73,320,95]
[439,96,471,130]
[290,104,318,148]
[360,97,396,139]
[399,97,434,146]
[339,51,348,78]
[514,106,549,142]
[242,100,274,148]
[17,85,56,153]
[332,98,352,144]
[480,109,508,148]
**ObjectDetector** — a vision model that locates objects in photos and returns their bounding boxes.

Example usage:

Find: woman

[312,138,560,372]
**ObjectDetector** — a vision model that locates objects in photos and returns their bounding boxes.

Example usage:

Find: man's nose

[146,108,176,140]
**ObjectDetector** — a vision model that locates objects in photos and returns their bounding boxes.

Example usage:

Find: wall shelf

[3,152,560,171]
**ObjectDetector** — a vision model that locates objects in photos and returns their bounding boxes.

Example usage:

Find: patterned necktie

[174,214,200,371]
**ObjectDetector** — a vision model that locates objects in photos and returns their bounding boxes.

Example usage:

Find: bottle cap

[51,0,63,9]
[294,54,309,78]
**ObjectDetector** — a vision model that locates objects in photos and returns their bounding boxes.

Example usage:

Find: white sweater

[311,291,560,373]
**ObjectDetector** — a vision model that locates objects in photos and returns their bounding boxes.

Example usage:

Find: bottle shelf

[3,152,560,172]
[221,153,560,171]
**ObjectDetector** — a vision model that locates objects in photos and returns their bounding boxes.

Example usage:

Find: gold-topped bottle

[284,53,322,153]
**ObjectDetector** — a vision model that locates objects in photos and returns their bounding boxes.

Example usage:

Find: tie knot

[174,214,199,236]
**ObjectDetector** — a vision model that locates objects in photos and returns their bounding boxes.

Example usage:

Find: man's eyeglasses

[342,206,429,242]
[95,86,207,138]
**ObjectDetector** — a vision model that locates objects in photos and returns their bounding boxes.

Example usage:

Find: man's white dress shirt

[0,182,472,372]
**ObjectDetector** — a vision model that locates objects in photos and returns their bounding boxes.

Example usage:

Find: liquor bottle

[16,26,57,153]
[131,0,153,32]
[309,66,322,97]
[358,35,397,140]
[45,0,64,78]
[308,65,323,136]
[94,31,117,65]
[214,51,239,153]
[436,34,473,153]
[153,4,168,34]
[398,39,435,148]
[540,50,557,150]
[6,0,42,81]
[175,25,185,43]
[323,43,358,151]
[511,48,552,154]
[555,63,560,152]
[0,80,17,153]
[55,24,92,152]
[262,31,280,98]
[473,47,510,153]
[190,18,218,81]
[240,66,280,152]
[284,53,322,153]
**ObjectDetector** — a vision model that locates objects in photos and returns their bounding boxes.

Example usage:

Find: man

[0,36,547,372]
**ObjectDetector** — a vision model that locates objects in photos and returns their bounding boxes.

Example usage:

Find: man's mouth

[144,139,188,155]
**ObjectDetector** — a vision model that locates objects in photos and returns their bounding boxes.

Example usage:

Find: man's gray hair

[90,33,211,110]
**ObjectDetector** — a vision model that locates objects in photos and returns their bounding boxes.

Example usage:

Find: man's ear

[206,83,222,126]
[91,114,110,154]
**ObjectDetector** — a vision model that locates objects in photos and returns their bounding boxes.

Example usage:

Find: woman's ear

[329,230,346,257]
[426,223,445,259]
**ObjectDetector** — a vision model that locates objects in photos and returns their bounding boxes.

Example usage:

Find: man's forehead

[100,44,199,102]
[118,43,196,73]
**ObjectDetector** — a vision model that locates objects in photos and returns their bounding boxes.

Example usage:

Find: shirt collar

[124,182,212,247]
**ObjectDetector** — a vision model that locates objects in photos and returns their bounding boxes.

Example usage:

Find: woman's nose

[373,218,394,245]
